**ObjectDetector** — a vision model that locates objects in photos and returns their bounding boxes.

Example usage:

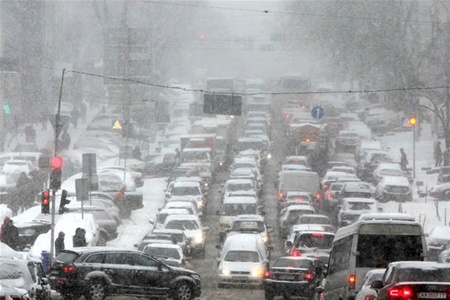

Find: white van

[321,220,427,300]
[0,152,42,169]
[216,233,270,288]
[217,196,261,228]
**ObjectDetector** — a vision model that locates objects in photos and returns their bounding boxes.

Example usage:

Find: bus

[322,219,427,300]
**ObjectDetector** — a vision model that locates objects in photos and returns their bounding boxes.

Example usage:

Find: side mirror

[133,243,138,248]
[215,244,222,250]
[371,280,384,289]
[203,227,210,232]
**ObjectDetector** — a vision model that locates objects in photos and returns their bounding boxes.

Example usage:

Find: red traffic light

[50,156,63,169]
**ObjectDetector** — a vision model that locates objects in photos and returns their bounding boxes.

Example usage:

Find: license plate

[279,275,295,280]
[232,276,248,280]
[417,292,446,299]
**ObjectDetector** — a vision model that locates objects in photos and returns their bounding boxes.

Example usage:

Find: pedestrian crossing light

[41,189,50,214]
[3,104,10,115]
[409,113,417,126]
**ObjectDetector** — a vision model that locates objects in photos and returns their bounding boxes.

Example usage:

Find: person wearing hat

[435,141,443,167]
[55,231,65,256]
[0,216,19,250]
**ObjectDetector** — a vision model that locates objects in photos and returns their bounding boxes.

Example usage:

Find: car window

[104,252,132,265]
[131,253,159,267]
[56,251,80,263]
[85,253,106,263]
[224,250,260,262]
[273,258,312,269]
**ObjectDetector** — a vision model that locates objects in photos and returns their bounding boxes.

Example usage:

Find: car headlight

[195,232,204,244]
[204,182,209,187]
[219,162,224,166]
[197,199,204,208]
[251,268,264,277]
[262,235,269,244]
[219,268,231,276]
[267,153,272,159]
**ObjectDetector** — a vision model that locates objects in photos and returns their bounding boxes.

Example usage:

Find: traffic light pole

[50,68,66,258]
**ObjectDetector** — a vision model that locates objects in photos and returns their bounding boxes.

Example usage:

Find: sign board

[82,153,97,177]
[311,106,325,120]
[203,94,242,116]
[75,178,89,201]
[112,120,122,130]
[401,117,412,128]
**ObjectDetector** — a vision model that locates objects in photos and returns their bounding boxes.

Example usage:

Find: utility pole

[121,1,131,182]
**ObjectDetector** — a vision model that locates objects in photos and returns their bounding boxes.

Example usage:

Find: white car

[374,176,412,203]
[142,243,187,268]
[168,181,207,212]
[372,163,404,185]
[2,159,34,179]
[222,178,256,200]
[338,198,379,226]
[162,214,209,258]
[355,269,385,300]
[279,204,316,239]
[28,213,100,260]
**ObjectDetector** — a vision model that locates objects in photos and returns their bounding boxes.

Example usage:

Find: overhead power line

[42,66,450,96]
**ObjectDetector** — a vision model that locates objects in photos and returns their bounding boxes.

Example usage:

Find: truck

[287,123,321,155]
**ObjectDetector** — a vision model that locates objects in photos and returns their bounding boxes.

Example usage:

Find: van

[321,220,427,300]
[216,233,270,288]
[278,170,320,201]
[217,196,261,228]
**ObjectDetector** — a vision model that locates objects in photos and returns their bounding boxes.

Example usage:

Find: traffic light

[410,112,417,126]
[50,156,63,190]
[41,189,50,214]
[58,189,71,214]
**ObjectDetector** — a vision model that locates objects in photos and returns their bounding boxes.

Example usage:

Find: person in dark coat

[114,186,131,219]
[435,141,443,167]
[0,217,19,249]
[55,231,65,256]
[15,172,34,211]
[73,228,87,247]
[400,148,409,171]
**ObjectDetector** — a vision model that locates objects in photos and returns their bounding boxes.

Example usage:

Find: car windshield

[144,247,181,259]
[226,183,253,192]
[171,186,200,196]
[231,221,265,232]
[273,258,312,269]
[224,250,260,262]
[300,216,330,225]
[395,268,450,282]
[223,203,257,215]
[182,151,209,162]
[165,220,199,230]
[348,202,375,211]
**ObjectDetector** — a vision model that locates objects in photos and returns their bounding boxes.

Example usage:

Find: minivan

[216,233,270,288]
[320,220,427,300]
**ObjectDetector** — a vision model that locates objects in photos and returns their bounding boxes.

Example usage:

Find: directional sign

[203,94,242,116]
[311,106,325,120]
[49,115,71,131]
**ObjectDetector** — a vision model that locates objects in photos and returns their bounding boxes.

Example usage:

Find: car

[151,228,191,256]
[222,214,272,244]
[162,201,202,217]
[372,163,404,185]
[321,171,360,192]
[144,153,177,176]
[0,257,51,300]
[296,214,335,232]
[282,156,309,166]
[217,196,262,229]
[98,165,144,188]
[426,225,450,262]
[357,213,415,222]
[134,233,177,251]
[289,230,335,256]
[216,233,270,288]
[375,176,412,203]
[335,131,361,153]
[151,208,191,229]
[167,181,207,213]
[2,160,34,182]
[142,243,188,268]
[222,178,256,200]
[279,205,316,239]
[338,198,380,227]
[437,166,450,184]
[355,269,386,300]
[331,166,356,175]
[263,256,325,300]
[337,181,374,200]
[372,261,450,300]
[162,214,210,258]
[356,150,392,181]
[428,181,450,200]
[49,247,202,300]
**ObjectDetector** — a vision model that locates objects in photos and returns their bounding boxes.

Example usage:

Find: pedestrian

[61,130,71,150]
[114,185,131,219]
[71,107,80,129]
[55,231,65,256]
[72,228,87,247]
[435,141,443,167]
[132,146,142,160]
[400,148,409,171]
[15,172,34,211]
[0,217,19,250]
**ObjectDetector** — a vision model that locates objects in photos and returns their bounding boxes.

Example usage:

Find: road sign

[311,106,325,120]
[49,115,71,131]
[203,94,242,116]
[112,120,122,130]
[401,117,412,128]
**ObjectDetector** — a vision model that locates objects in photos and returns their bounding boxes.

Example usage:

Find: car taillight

[327,192,332,199]
[279,191,285,199]
[389,286,413,298]
[291,249,302,256]
[305,273,313,281]
[264,270,271,278]
[323,184,329,190]
[62,265,76,274]
[11,296,22,300]
[365,295,376,300]
[348,274,356,289]
[316,192,321,200]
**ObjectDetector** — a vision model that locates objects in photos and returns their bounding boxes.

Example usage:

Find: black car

[264,256,325,300]
[49,247,202,300]
[13,220,51,251]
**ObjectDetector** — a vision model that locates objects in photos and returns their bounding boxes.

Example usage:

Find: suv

[49,247,202,300]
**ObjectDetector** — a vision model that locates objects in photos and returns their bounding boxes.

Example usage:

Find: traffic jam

[0,73,450,300]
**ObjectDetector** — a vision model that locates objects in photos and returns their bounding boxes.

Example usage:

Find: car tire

[86,280,107,300]
[265,291,275,300]
[172,281,194,300]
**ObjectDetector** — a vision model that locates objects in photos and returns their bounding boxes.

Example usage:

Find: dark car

[13,220,51,251]
[144,153,177,176]
[49,247,202,300]
[0,257,51,300]
[372,261,450,300]
[264,256,325,300]
[134,233,178,251]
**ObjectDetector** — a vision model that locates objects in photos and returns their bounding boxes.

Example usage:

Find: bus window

[328,235,352,275]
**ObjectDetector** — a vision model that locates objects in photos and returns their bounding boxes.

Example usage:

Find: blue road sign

[311,106,325,120]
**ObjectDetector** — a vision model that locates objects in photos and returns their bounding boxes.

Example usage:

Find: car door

[102,252,135,294]
[129,253,171,296]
